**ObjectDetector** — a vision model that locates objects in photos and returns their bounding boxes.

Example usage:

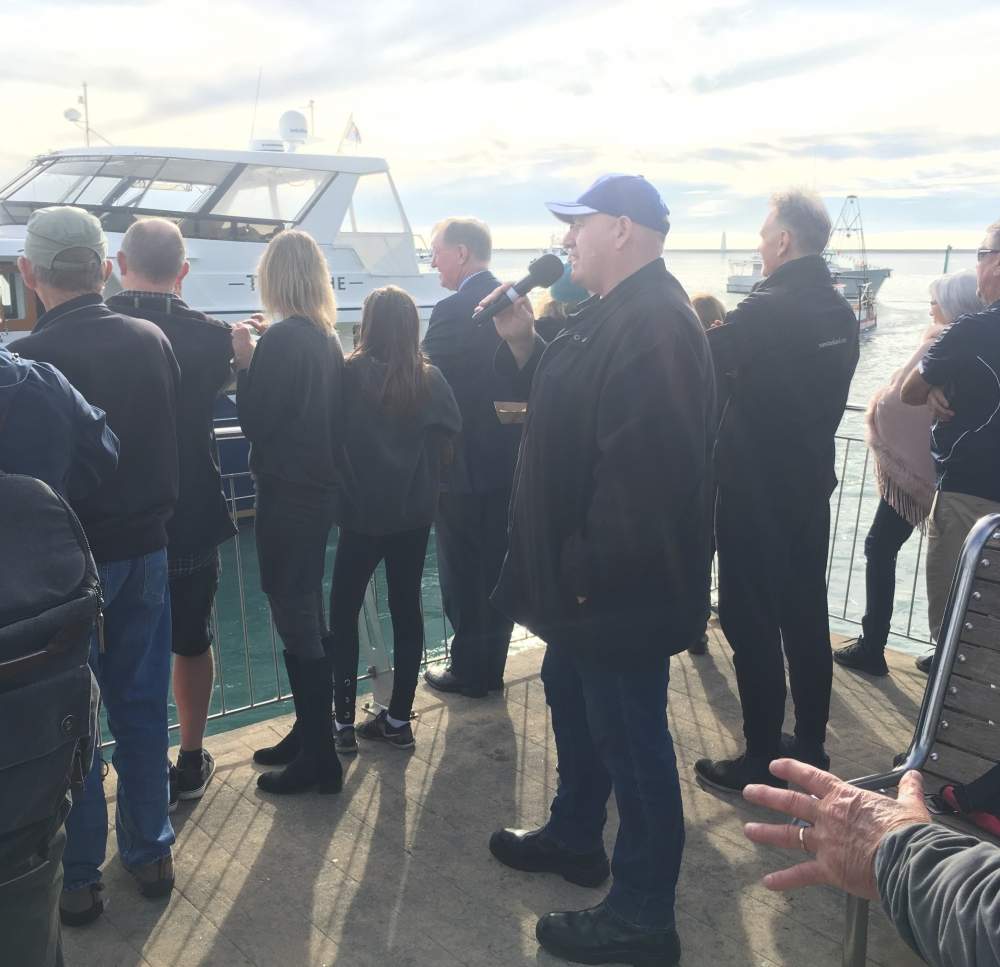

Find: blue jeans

[541,638,683,930]
[62,550,175,891]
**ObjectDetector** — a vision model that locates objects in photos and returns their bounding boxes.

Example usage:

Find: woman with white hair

[231,230,345,795]
[835,269,982,677]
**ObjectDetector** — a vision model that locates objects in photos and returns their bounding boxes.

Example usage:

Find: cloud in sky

[1,0,999,247]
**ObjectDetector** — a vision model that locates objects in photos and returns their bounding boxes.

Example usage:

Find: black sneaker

[489,827,610,887]
[687,634,709,656]
[916,653,935,675]
[174,750,216,801]
[834,637,890,677]
[779,733,831,771]
[356,709,415,749]
[168,764,179,814]
[335,726,359,756]
[536,901,681,967]
[694,753,787,794]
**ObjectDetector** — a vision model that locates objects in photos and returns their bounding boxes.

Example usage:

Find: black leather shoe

[687,633,708,656]
[536,902,681,967]
[424,666,488,698]
[489,827,610,887]
[694,753,787,794]
[915,652,934,675]
[779,733,831,771]
[834,637,890,677]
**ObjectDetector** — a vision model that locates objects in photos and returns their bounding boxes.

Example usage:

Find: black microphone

[473,253,566,325]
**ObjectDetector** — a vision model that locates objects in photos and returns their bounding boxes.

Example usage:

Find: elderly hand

[742,759,931,902]
[927,386,955,422]
[479,283,536,367]
[231,323,256,372]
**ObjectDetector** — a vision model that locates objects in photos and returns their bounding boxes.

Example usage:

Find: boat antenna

[830,195,869,282]
[249,67,263,142]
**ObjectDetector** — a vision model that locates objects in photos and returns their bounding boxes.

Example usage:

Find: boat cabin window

[341,172,406,234]
[5,158,107,206]
[0,263,40,333]
[212,166,330,223]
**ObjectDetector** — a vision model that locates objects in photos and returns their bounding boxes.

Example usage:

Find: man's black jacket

[107,291,237,555]
[492,258,716,653]
[708,254,859,507]
[422,271,522,494]
[15,294,180,563]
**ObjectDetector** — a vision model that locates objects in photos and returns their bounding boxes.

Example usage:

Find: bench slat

[971,579,1000,616]
[944,676,1000,722]
[950,642,1000,686]
[935,708,1000,762]
[924,741,999,785]
[960,611,1000,652]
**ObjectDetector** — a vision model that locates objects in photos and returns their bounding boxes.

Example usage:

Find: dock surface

[64,628,927,967]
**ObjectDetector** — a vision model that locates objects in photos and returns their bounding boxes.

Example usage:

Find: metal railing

[826,405,931,647]
[166,409,930,738]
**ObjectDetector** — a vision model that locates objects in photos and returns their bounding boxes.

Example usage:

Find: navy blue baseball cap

[546,174,670,235]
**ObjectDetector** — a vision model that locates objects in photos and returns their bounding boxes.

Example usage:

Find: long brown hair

[352,285,430,415]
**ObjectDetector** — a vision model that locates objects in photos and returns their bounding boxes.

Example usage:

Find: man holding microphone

[483,175,715,966]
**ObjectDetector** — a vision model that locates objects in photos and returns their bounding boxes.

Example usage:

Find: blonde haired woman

[232,230,344,795]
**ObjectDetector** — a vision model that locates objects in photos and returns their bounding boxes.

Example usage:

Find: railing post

[843,895,869,967]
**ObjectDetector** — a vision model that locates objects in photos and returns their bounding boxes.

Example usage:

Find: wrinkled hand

[743,759,931,901]
[231,323,256,372]
[478,283,536,367]
[927,386,955,422]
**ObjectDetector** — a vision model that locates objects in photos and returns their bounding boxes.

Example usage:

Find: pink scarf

[864,323,943,528]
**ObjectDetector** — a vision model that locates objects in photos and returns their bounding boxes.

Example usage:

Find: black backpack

[0,473,101,845]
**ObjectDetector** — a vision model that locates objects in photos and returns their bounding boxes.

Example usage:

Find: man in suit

[422,218,520,698]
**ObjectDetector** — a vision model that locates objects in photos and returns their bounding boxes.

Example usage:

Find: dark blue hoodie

[0,344,119,500]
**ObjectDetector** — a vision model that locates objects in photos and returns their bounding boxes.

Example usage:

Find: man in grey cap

[15,206,181,925]
[485,175,715,966]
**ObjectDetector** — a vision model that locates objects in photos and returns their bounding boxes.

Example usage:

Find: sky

[2,0,999,249]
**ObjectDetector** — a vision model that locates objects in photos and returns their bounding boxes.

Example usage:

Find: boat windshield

[0,155,333,240]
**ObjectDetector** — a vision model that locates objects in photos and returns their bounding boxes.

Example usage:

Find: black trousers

[435,489,514,692]
[716,486,833,758]
[860,497,915,653]
[330,526,430,724]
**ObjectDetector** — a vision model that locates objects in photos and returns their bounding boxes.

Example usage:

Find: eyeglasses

[977,248,1000,262]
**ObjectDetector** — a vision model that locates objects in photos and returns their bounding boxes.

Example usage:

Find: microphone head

[527,252,566,289]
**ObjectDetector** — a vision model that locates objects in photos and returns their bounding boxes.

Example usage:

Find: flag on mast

[339,114,361,152]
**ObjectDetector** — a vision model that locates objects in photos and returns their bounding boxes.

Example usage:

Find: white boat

[0,145,445,343]
[726,255,891,299]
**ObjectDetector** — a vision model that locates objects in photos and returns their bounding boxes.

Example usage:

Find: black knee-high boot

[257,651,342,795]
[253,652,302,765]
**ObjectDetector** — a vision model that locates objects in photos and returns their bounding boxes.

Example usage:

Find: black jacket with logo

[107,292,237,555]
[491,259,716,653]
[708,254,859,507]
[15,294,180,563]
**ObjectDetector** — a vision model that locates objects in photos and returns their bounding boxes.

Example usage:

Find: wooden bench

[842,512,1000,967]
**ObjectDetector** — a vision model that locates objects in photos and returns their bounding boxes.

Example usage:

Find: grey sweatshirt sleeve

[875,822,1000,967]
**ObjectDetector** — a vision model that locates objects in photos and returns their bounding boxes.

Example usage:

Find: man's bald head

[119,218,187,289]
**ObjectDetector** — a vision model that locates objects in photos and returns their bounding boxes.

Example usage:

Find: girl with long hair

[330,285,460,751]
[232,230,345,794]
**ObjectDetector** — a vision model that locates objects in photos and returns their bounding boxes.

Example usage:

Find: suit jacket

[422,270,522,494]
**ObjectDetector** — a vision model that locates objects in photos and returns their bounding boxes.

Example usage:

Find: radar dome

[279,110,309,145]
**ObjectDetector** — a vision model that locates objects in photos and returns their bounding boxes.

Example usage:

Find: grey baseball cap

[24,206,107,269]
